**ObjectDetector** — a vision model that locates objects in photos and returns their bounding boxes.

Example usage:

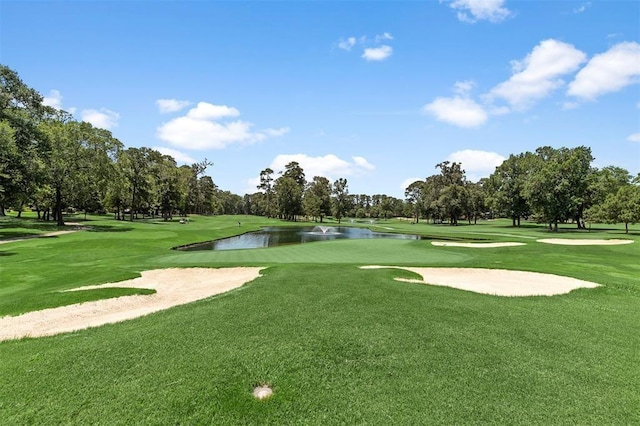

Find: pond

[176,226,425,251]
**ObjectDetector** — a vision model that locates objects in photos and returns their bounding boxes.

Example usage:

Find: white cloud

[153,147,197,164]
[448,0,512,23]
[375,32,394,43]
[446,149,506,180]
[627,133,640,143]
[573,2,591,13]
[338,37,357,51]
[245,176,261,194]
[42,90,63,109]
[353,156,375,171]
[156,102,287,150]
[338,33,394,62]
[362,45,393,61]
[453,80,476,95]
[423,96,488,127]
[567,41,640,101]
[156,99,192,113]
[81,108,119,129]
[263,127,291,137]
[269,153,375,181]
[401,177,423,192]
[186,102,240,120]
[486,39,587,110]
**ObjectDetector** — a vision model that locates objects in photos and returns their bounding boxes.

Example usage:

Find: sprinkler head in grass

[253,385,273,400]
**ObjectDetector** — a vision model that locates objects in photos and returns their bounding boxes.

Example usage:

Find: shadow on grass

[86,225,134,233]
[0,251,16,256]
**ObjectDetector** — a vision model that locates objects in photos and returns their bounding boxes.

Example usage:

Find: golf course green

[1,214,638,424]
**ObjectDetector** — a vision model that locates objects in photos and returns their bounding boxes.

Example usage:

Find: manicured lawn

[1,214,639,424]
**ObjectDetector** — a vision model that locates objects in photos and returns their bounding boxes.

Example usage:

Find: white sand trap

[431,241,526,248]
[537,238,634,246]
[0,267,264,341]
[360,266,599,297]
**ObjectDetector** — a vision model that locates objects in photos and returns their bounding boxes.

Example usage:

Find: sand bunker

[361,266,599,297]
[537,238,634,246]
[0,267,264,341]
[431,241,526,248]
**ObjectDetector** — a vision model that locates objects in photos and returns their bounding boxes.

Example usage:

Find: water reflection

[177,226,423,251]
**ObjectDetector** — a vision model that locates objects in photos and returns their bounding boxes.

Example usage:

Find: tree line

[2,64,638,231]
[0,65,247,225]
[404,147,640,233]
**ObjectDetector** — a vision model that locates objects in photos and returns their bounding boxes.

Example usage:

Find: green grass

[1,214,639,424]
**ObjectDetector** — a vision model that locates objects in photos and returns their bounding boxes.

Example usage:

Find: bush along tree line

[2,64,638,231]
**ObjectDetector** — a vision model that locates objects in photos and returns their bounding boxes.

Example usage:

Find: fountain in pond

[309,225,341,235]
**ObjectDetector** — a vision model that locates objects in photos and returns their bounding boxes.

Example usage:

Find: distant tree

[120,147,155,221]
[282,161,306,187]
[257,168,275,217]
[332,178,349,224]
[435,161,467,225]
[274,176,303,221]
[590,184,640,233]
[405,180,425,223]
[465,180,486,224]
[303,176,331,222]
[486,153,534,226]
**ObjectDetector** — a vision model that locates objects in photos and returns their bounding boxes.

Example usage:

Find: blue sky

[2,0,639,198]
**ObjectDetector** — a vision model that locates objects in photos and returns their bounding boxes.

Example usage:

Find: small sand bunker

[361,266,599,297]
[431,241,526,248]
[0,267,264,341]
[537,238,634,246]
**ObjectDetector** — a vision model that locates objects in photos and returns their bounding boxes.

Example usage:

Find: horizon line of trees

[2,64,638,231]
[403,147,640,232]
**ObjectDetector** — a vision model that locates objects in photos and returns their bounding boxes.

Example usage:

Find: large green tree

[486,153,534,226]
[0,65,54,215]
[524,146,593,231]
[303,176,332,222]
[405,180,425,223]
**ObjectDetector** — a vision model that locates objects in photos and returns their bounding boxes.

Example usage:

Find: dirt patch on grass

[0,267,264,341]
[361,266,599,297]
[431,241,526,248]
[537,238,634,245]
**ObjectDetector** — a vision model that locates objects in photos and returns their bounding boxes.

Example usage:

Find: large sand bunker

[537,238,634,246]
[361,266,599,297]
[431,241,526,248]
[0,267,264,341]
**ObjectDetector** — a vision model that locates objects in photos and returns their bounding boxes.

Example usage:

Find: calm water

[177,226,424,251]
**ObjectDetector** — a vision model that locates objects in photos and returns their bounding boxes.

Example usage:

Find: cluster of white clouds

[155,100,289,151]
[423,39,640,128]
[42,89,120,130]
[446,0,512,23]
[337,32,394,62]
